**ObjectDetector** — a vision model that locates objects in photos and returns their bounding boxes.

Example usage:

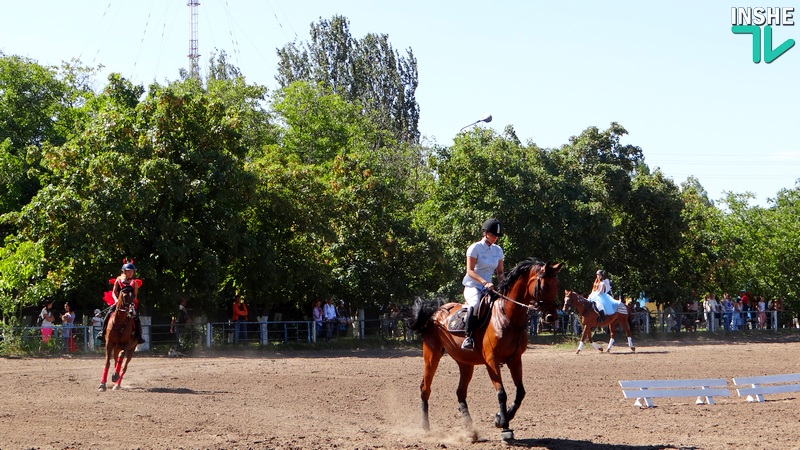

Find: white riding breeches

[463,286,482,308]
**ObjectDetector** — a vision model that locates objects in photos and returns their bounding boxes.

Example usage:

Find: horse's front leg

[624,319,636,352]
[99,349,113,391]
[588,325,603,352]
[419,340,442,431]
[455,362,475,430]
[113,351,133,390]
[606,321,616,353]
[485,364,508,428]
[503,359,525,424]
[577,327,588,354]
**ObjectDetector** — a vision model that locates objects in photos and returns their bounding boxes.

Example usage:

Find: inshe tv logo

[731,7,795,63]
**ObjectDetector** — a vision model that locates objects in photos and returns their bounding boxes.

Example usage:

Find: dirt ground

[3,334,800,450]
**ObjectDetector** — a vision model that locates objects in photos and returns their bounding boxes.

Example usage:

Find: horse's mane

[498,257,545,294]
[569,290,588,302]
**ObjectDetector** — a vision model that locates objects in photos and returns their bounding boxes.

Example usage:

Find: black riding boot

[96,310,111,341]
[462,307,476,350]
[598,310,606,322]
[134,315,145,344]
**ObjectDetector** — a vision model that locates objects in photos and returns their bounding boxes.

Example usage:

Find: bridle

[490,265,556,313]
[116,290,135,316]
[562,291,585,313]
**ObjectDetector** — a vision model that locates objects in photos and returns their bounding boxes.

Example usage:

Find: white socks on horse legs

[628,336,634,348]
[577,341,585,352]
[606,338,615,352]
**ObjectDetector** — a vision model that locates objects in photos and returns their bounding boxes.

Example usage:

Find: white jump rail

[619,379,729,408]
[733,373,800,402]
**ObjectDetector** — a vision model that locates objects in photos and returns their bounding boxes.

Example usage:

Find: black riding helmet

[481,218,503,237]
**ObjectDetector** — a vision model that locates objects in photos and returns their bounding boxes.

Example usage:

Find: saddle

[447,293,494,333]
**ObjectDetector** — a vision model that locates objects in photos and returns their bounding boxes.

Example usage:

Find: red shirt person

[232,295,249,344]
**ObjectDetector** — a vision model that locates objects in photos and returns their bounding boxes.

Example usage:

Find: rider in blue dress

[588,270,621,321]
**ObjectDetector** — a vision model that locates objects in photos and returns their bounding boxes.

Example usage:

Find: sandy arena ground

[3,334,800,450]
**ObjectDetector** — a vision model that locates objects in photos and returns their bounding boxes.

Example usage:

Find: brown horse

[98,290,138,391]
[562,290,635,354]
[409,258,562,442]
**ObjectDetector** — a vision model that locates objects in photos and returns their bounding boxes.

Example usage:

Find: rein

[489,271,555,311]
[488,288,529,309]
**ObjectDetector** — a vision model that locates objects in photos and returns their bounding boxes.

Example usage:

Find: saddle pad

[447,307,468,333]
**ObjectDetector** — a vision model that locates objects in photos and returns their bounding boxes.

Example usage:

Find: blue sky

[3,1,798,207]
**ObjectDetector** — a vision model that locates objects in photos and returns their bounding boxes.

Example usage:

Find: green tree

[2,73,254,316]
[763,185,800,317]
[276,15,420,143]
[612,169,686,306]
[552,123,644,291]
[0,55,95,234]
[268,81,440,309]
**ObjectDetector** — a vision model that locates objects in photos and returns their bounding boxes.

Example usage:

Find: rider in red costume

[97,260,145,344]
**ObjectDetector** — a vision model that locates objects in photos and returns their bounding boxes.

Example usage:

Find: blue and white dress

[588,278,622,315]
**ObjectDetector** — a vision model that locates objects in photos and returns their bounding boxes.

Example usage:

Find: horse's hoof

[112,384,121,391]
[111,372,119,383]
[98,383,106,392]
[494,412,508,429]
[631,347,636,352]
[500,429,514,442]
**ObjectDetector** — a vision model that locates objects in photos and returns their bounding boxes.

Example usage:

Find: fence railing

[202,317,415,347]
[0,325,95,353]
[1,309,791,355]
[561,310,784,335]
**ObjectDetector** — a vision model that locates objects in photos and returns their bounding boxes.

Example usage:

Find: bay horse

[98,289,138,391]
[409,258,562,442]
[562,290,635,354]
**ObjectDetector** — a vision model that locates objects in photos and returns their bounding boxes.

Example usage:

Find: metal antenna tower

[188,0,200,79]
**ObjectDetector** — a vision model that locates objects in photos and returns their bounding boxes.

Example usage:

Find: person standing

[91,309,104,349]
[231,295,249,344]
[721,293,734,332]
[757,296,767,330]
[732,297,743,331]
[704,293,719,332]
[61,302,76,352]
[312,300,323,340]
[336,300,351,337]
[461,218,505,350]
[740,290,751,329]
[323,297,338,342]
[39,300,56,343]
[170,297,192,349]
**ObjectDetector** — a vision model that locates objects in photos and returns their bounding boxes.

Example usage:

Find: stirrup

[461,337,474,350]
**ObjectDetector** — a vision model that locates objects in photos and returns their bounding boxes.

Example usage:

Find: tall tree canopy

[276,15,420,144]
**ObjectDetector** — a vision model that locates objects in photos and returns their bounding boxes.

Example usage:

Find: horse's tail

[406,297,437,333]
